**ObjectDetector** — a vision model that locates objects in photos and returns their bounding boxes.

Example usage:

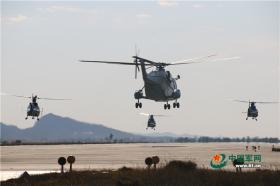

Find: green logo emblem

[210,153,227,169]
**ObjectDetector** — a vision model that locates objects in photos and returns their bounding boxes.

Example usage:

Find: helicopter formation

[79,52,278,127]
[3,51,278,129]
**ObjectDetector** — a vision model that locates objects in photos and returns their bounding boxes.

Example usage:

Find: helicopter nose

[172,89,181,99]
[134,91,143,99]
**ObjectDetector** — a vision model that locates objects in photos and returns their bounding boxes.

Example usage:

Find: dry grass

[2,161,280,186]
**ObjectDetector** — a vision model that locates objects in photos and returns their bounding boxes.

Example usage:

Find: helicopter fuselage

[136,60,181,102]
[247,106,258,118]
[246,102,258,120]
[144,69,180,101]
[147,115,156,129]
[27,102,40,118]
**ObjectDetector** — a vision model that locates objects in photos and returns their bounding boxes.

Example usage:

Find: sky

[1,1,279,138]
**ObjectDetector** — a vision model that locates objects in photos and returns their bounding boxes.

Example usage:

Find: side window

[172,79,177,89]
[166,71,172,81]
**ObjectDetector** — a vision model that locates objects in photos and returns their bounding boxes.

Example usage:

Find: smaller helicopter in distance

[11,94,70,120]
[139,112,166,130]
[234,100,278,121]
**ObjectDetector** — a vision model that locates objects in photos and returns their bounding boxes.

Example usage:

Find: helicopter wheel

[37,118,40,121]
[246,117,248,120]
[168,104,171,109]
[173,102,180,108]
[135,100,142,108]
[164,104,167,110]
[25,117,28,120]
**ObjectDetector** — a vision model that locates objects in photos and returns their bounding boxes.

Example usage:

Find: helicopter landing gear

[164,103,171,110]
[246,117,248,120]
[32,116,34,119]
[135,100,142,108]
[173,101,180,108]
[37,117,40,121]
[25,117,28,120]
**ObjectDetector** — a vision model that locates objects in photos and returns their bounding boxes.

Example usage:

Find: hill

[0,113,170,142]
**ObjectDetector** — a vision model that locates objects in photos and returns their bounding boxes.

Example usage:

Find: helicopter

[234,100,278,121]
[80,52,238,110]
[139,112,166,130]
[11,94,70,120]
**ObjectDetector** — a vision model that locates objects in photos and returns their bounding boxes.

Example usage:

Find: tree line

[175,136,279,143]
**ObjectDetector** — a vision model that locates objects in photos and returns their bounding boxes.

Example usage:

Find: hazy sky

[1,1,279,137]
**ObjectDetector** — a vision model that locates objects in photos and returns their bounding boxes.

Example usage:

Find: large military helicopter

[235,100,278,121]
[11,94,70,120]
[80,53,238,110]
[139,113,166,130]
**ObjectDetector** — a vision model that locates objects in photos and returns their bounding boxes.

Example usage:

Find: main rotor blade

[132,56,157,65]
[80,60,153,66]
[234,100,278,104]
[170,54,216,64]
[254,101,279,104]
[139,112,150,116]
[2,93,71,100]
[8,94,31,99]
[135,65,137,79]
[38,97,71,100]
[139,113,167,117]
[209,56,240,62]
[154,114,167,117]
[80,60,136,65]
[168,56,240,65]
[234,100,249,103]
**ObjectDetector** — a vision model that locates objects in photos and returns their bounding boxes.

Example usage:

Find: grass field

[2,161,280,186]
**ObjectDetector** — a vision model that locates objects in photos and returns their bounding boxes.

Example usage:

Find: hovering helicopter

[235,100,278,121]
[11,94,70,120]
[139,112,166,130]
[80,51,238,110]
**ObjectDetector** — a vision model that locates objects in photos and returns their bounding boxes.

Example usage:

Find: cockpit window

[167,71,171,77]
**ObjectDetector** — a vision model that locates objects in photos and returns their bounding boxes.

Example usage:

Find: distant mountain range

[2,114,277,143]
[0,113,175,142]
